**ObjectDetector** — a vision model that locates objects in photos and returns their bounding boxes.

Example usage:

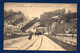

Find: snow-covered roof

[52,16,59,19]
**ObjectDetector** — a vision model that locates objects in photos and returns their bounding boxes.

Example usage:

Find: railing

[21,18,38,32]
[53,33,77,45]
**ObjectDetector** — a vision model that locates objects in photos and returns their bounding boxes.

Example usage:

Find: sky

[4,3,77,19]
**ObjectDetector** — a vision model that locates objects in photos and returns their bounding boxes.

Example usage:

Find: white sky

[4,3,77,19]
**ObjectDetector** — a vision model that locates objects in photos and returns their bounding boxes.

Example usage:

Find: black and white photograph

[4,3,77,51]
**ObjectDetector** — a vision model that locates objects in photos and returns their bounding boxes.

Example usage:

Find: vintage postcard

[4,3,77,51]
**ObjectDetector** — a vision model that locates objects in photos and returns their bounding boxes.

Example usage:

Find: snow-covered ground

[4,35,65,51]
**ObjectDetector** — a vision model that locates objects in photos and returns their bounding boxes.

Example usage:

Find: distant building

[4,25,22,36]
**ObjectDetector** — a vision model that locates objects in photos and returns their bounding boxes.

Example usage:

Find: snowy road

[4,35,65,51]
